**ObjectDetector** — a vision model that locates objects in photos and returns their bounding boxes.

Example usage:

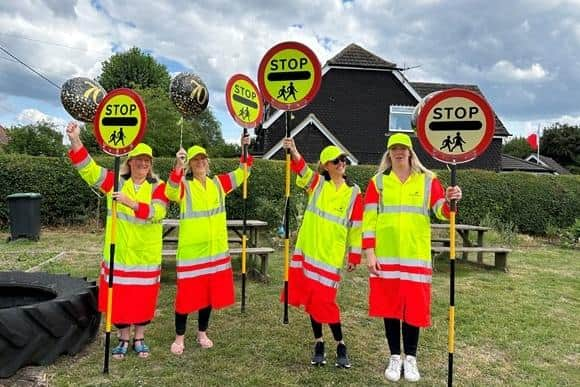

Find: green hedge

[0,155,578,235]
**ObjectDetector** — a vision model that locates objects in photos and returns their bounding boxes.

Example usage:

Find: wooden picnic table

[431,223,491,261]
[430,223,511,271]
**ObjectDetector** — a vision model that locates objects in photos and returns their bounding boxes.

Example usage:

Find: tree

[541,123,580,168]
[98,47,171,91]
[5,121,66,156]
[502,137,534,159]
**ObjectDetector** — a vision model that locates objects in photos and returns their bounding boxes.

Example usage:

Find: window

[388,105,414,132]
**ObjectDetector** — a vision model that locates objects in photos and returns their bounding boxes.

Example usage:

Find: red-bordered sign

[258,41,321,111]
[415,88,495,163]
[93,88,147,156]
[225,74,264,128]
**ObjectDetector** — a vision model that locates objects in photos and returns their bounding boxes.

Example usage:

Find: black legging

[175,306,212,335]
[310,315,343,342]
[384,318,420,357]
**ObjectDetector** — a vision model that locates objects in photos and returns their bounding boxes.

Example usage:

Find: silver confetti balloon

[169,73,209,118]
[60,77,106,123]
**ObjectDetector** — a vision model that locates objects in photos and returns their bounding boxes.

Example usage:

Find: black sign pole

[103,156,120,374]
[282,111,291,325]
[241,126,249,313]
[447,161,457,386]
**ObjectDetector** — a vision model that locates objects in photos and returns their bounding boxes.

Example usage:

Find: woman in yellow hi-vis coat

[165,135,251,355]
[282,137,362,369]
[363,133,461,382]
[66,122,168,359]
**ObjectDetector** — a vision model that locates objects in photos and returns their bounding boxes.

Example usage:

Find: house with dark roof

[501,154,555,174]
[255,43,510,170]
[524,154,570,175]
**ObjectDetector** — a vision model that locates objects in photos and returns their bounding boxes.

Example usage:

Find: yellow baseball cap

[320,145,345,164]
[187,145,208,160]
[387,133,412,149]
[128,143,153,159]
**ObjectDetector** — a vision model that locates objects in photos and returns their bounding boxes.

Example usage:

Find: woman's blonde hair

[120,156,160,181]
[377,146,433,177]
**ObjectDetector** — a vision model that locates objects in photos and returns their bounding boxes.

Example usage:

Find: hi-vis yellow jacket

[164,156,253,281]
[293,157,363,271]
[68,146,168,277]
[362,170,449,326]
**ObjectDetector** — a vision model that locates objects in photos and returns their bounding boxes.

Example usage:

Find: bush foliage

[0,155,578,235]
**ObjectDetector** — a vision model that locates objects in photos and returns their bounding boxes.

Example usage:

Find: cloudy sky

[1,0,579,145]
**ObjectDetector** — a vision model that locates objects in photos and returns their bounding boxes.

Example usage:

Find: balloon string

[178,117,184,148]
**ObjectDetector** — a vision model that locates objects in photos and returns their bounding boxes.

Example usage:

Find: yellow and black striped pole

[103,156,120,374]
[448,162,457,386]
[282,111,291,324]
[241,127,249,313]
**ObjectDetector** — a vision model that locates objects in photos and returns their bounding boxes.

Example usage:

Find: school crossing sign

[93,88,147,156]
[414,88,495,163]
[225,74,264,128]
[258,41,321,111]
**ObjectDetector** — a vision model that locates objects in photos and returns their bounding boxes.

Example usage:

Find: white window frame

[388,105,415,132]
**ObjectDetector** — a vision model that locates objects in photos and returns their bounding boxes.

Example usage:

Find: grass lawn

[1,228,578,386]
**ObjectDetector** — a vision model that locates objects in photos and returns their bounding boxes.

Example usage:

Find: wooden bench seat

[162,247,275,280]
[431,246,512,271]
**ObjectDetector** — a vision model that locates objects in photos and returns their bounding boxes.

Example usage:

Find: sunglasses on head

[331,155,347,165]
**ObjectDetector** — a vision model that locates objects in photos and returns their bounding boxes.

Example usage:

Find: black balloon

[169,73,209,117]
[60,77,106,123]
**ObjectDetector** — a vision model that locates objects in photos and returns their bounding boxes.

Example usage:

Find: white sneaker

[403,355,421,382]
[384,354,402,381]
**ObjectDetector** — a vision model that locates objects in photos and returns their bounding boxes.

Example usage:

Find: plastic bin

[6,193,42,241]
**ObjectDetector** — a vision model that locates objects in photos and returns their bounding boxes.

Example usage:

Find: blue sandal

[112,339,129,359]
[133,338,150,358]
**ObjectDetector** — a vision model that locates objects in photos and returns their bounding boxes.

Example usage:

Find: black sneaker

[335,343,351,368]
[311,341,326,366]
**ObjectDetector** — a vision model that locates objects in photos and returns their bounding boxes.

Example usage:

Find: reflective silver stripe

[75,155,91,170]
[177,262,232,279]
[111,275,160,286]
[182,207,225,219]
[290,260,303,268]
[345,185,359,220]
[304,268,339,288]
[375,174,385,213]
[103,261,161,272]
[184,181,194,216]
[379,205,429,216]
[432,198,445,216]
[363,231,375,239]
[364,203,378,212]
[93,167,108,189]
[309,207,349,226]
[299,163,308,177]
[109,211,149,224]
[377,257,432,269]
[349,246,362,255]
[213,177,224,204]
[304,254,340,275]
[227,171,240,190]
[424,174,432,211]
[371,271,432,283]
[177,252,229,267]
[293,248,304,257]
[350,220,362,228]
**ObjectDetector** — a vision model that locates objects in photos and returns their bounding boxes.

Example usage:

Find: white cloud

[490,60,548,81]
[16,108,67,128]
